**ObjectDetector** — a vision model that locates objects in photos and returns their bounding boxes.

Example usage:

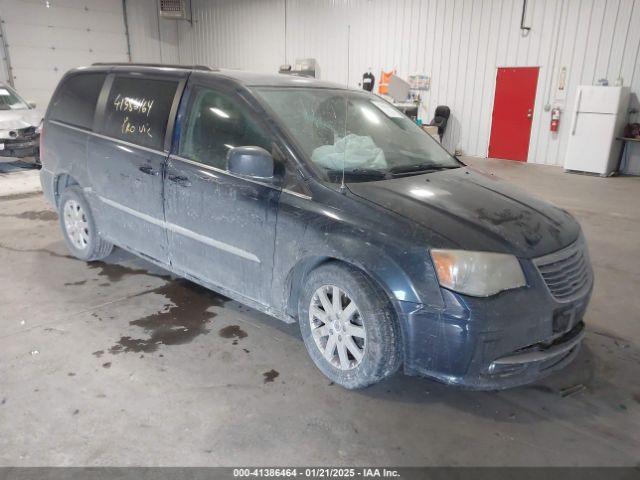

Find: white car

[0,83,42,163]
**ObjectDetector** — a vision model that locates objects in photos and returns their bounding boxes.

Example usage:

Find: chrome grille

[533,237,592,302]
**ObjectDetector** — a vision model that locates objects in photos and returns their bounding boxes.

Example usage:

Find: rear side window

[49,73,106,130]
[102,76,178,150]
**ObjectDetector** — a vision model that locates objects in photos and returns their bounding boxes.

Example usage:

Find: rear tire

[298,262,402,389]
[59,186,113,261]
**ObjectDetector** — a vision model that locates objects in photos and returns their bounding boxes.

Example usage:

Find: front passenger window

[179,87,272,169]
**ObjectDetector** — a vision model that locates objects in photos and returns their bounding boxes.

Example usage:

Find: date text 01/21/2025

[232,467,401,478]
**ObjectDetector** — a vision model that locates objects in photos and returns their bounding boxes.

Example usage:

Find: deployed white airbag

[311,134,386,170]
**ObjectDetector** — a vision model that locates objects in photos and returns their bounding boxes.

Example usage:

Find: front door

[88,73,182,263]
[164,81,280,305]
[488,67,539,162]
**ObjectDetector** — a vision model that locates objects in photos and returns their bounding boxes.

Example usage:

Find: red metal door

[488,67,539,161]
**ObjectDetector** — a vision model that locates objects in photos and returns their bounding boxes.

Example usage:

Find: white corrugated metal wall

[0,0,129,108]
[126,0,181,64]
[2,0,636,166]
[175,0,285,73]
[125,0,285,81]
[156,0,640,167]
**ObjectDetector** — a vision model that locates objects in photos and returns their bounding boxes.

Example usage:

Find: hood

[0,109,42,139]
[347,167,580,258]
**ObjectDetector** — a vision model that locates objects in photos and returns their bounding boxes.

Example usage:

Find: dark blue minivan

[40,64,593,389]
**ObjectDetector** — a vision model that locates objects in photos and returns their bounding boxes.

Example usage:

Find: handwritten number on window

[113,94,155,139]
[121,116,153,138]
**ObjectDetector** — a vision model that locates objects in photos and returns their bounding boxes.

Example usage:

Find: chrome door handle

[167,174,191,187]
[139,165,159,176]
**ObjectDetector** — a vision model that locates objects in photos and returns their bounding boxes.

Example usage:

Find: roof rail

[91,62,215,71]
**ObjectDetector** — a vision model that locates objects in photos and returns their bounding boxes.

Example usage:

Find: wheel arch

[285,254,408,367]
[284,254,408,323]
[53,173,80,207]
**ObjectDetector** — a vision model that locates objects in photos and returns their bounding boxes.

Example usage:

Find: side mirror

[227,146,274,180]
[28,101,36,109]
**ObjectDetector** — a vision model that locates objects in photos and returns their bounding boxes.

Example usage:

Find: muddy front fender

[271,189,447,321]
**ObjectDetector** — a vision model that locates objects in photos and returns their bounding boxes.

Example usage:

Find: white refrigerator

[564,85,630,176]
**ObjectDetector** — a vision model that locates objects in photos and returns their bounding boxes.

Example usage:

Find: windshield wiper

[326,168,389,182]
[389,163,459,176]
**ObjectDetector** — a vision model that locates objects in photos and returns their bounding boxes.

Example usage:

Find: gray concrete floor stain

[219,325,248,346]
[108,280,228,355]
[0,242,74,260]
[0,210,58,221]
[263,369,279,383]
[87,260,171,283]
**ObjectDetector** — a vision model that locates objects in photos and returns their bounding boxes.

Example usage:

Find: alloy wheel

[63,199,90,250]
[309,285,366,370]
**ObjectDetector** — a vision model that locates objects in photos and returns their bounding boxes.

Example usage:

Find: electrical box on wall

[159,0,186,19]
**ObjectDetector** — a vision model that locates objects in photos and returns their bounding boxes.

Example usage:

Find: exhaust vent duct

[159,0,186,19]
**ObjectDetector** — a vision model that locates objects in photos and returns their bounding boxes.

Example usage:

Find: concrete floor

[0,158,639,466]
[0,159,41,197]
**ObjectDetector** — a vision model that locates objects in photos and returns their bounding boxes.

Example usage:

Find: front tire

[298,263,402,389]
[59,186,113,261]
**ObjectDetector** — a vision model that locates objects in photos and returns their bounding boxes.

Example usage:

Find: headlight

[430,249,526,297]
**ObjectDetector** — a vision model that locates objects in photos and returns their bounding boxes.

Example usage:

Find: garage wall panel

[125,0,181,64]
[0,0,128,108]
[173,0,284,73]
[2,0,635,166]
[178,0,640,167]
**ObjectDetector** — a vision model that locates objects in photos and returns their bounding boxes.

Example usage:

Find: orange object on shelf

[378,69,395,95]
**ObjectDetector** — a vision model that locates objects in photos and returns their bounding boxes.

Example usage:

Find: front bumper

[0,137,39,158]
[399,252,593,390]
[488,321,584,373]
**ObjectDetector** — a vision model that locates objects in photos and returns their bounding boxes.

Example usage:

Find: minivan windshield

[255,87,460,182]
[0,85,29,110]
